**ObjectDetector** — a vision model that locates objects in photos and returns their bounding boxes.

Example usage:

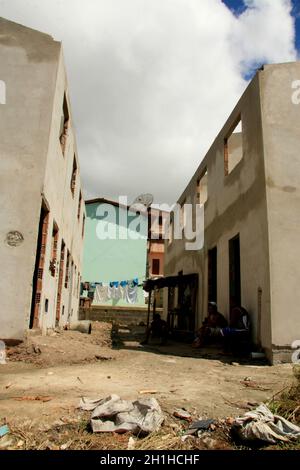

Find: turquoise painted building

[82,198,148,307]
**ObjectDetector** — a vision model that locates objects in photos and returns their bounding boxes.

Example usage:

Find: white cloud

[230,0,296,72]
[0,0,297,203]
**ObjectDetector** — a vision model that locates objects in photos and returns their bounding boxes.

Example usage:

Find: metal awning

[143,273,198,292]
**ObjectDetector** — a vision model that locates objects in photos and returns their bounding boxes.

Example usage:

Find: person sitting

[221,306,251,353]
[142,313,168,345]
[193,302,228,348]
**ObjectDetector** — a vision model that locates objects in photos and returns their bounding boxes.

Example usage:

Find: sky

[0,0,299,204]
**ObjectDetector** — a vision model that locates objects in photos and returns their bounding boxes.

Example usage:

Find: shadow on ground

[111,323,268,366]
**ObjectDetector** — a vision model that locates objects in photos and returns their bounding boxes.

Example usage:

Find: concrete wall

[82,201,148,307]
[38,48,85,331]
[0,18,84,339]
[80,305,163,325]
[260,63,300,362]
[164,72,272,356]
[0,19,60,339]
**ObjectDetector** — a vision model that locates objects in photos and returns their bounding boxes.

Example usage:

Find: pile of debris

[6,322,114,367]
[80,394,164,435]
[231,403,300,445]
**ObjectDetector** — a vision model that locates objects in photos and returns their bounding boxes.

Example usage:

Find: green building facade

[82,199,148,307]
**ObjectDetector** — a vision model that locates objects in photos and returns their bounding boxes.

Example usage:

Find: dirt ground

[0,322,296,450]
[5,322,114,367]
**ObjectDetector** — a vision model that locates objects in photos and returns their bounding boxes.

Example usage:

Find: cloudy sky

[0,0,299,204]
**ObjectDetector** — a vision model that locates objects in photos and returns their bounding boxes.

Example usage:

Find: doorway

[208,247,217,303]
[229,234,241,312]
[29,202,49,329]
[56,240,65,325]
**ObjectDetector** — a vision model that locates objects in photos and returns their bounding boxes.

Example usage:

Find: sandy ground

[0,323,296,449]
[5,322,114,367]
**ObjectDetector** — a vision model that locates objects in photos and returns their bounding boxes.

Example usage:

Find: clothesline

[83,274,147,287]
[81,277,148,305]
[93,284,139,304]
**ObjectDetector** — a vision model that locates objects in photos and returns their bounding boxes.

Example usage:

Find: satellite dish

[132,193,154,209]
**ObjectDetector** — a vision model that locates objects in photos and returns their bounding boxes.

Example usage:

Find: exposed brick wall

[79,306,163,325]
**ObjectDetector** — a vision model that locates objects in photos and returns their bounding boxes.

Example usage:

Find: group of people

[143,301,250,351]
[192,301,250,349]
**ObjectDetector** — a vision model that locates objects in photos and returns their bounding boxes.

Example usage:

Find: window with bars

[71,156,77,196]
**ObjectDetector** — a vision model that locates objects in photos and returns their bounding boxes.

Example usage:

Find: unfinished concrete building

[0,18,85,341]
[164,62,300,364]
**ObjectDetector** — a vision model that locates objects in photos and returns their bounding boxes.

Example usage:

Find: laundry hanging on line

[94,285,110,303]
[93,281,140,304]
[124,285,138,304]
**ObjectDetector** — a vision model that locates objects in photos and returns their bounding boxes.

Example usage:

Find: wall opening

[229,234,241,313]
[180,199,186,228]
[56,240,65,325]
[224,116,243,175]
[168,220,173,245]
[59,93,69,154]
[196,169,208,205]
[29,202,49,329]
[171,272,198,332]
[70,156,77,197]
[65,250,70,288]
[0,80,6,105]
[77,272,81,298]
[50,222,59,277]
[208,247,217,303]
[152,258,160,275]
[82,214,85,238]
[77,191,82,219]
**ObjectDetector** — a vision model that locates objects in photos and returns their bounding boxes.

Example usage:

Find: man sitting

[142,313,168,345]
[193,302,228,348]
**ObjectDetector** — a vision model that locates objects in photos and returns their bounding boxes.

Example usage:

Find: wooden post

[167,287,170,329]
[257,287,262,350]
[152,290,157,321]
[147,290,152,329]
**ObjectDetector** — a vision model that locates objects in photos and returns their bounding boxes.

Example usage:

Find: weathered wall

[164,72,272,356]
[0,18,84,339]
[38,48,85,331]
[0,18,60,339]
[260,63,300,362]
